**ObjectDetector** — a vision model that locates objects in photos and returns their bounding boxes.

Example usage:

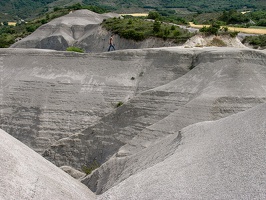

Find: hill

[10,10,191,52]
[0,0,265,20]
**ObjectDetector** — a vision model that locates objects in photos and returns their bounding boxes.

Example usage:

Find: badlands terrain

[1,9,266,200]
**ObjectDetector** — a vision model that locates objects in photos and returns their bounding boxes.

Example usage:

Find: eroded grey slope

[0,128,95,200]
[42,48,266,185]
[80,48,266,194]
[1,47,266,199]
[0,48,192,153]
[98,103,266,200]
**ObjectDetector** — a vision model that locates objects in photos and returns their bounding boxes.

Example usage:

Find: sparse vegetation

[66,46,84,53]
[102,16,193,43]
[200,22,221,35]
[243,34,266,49]
[229,31,239,38]
[81,160,100,175]
[208,37,227,47]
[116,101,124,108]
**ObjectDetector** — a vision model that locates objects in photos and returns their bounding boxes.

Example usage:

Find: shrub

[173,30,180,37]
[81,160,99,175]
[116,101,123,107]
[153,20,161,33]
[200,21,221,35]
[26,24,39,32]
[66,46,84,53]
[147,11,161,20]
[53,7,60,12]
[121,29,145,41]
[222,26,228,32]
[257,19,266,26]
[0,33,15,47]
[229,31,239,38]
[171,25,176,30]
[244,35,266,48]
[208,38,227,47]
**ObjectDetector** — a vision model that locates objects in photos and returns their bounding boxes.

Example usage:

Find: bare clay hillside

[1,46,266,199]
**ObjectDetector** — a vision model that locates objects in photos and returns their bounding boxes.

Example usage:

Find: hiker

[108,34,115,51]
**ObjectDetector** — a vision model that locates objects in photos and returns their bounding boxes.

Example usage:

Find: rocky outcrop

[10,10,179,52]
[0,128,95,200]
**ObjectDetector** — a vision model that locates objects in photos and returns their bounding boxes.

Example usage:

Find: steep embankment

[0,128,95,200]
[10,9,178,52]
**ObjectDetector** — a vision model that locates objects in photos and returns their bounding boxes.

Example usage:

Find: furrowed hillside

[1,46,266,199]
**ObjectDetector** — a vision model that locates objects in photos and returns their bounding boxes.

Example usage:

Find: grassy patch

[81,160,100,175]
[66,46,84,53]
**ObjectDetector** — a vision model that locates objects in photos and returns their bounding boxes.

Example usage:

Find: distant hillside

[0,0,265,20]
[0,0,81,20]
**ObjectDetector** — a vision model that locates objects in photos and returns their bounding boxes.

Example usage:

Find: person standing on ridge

[108,34,115,51]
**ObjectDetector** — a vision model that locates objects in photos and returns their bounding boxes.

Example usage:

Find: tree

[200,21,220,35]
[148,11,161,20]
[153,20,161,33]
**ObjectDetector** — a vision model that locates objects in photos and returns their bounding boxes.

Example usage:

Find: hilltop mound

[10,10,120,51]
[183,34,246,48]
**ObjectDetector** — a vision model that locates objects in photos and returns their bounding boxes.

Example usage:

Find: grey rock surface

[0,128,95,200]
[98,103,266,199]
[11,10,179,52]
